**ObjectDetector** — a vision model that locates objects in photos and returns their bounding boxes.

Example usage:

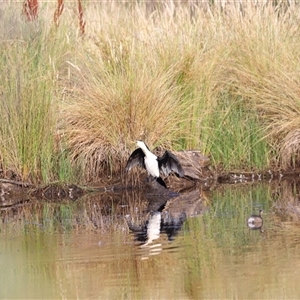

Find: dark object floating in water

[247,210,263,230]
[125,141,184,188]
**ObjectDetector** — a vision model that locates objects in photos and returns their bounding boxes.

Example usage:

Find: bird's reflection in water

[126,186,208,259]
[127,209,187,259]
[139,212,163,259]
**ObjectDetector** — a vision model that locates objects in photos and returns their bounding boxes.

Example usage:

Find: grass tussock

[225,10,300,168]
[61,56,189,180]
[0,39,56,182]
[1,2,300,183]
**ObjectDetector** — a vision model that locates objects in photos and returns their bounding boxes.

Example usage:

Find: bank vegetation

[1,1,300,184]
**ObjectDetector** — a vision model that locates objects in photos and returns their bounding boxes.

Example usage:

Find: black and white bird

[125,140,184,188]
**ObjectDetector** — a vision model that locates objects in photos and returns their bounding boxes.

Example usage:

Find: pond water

[1,179,300,299]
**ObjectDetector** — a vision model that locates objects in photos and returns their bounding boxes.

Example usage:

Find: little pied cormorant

[125,141,184,188]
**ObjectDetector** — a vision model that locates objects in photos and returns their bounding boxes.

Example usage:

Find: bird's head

[136,140,151,152]
[136,140,145,148]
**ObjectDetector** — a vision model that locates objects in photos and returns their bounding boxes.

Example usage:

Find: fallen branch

[0,178,34,188]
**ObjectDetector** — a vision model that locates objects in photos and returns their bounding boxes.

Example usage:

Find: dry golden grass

[281,129,300,169]
[61,57,187,180]
[58,2,300,178]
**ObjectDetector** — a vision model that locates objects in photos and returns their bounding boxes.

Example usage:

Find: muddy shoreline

[2,149,300,203]
[1,168,300,205]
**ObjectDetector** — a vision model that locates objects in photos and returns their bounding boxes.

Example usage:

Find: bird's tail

[156,177,167,188]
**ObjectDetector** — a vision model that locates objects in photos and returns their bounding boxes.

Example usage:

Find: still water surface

[1,180,300,299]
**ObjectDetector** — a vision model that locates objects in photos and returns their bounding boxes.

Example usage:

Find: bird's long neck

[139,143,157,159]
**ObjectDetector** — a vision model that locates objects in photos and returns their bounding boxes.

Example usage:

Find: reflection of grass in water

[207,183,271,247]
[185,183,273,248]
[51,204,73,232]
[20,203,75,233]
[2,184,300,299]
[0,193,140,235]
[181,183,300,299]
[181,183,274,298]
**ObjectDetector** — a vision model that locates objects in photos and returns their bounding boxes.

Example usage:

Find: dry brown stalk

[54,0,64,26]
[23,0,38,21]
[78,0,86,35]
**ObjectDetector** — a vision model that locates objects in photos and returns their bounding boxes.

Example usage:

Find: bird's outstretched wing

[158,151,184,177]
[125,148,146,171]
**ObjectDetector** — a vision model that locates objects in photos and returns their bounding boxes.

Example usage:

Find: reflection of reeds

[0,190,151,234]
[273,179,300,222]
[3,182,300,299]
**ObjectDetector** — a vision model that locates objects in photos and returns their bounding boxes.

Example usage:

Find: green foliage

[201,95,269,170]
[0,38,55,182]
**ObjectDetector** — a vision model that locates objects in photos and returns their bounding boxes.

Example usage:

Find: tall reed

[0,3,75,183]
